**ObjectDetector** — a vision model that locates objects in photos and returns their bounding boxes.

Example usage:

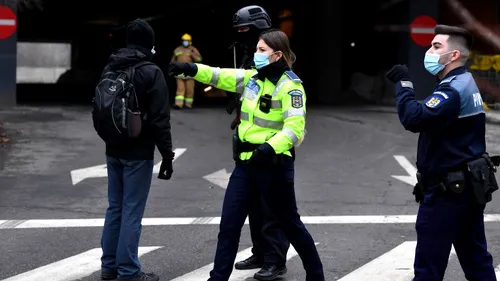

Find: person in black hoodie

[99,19,173,281]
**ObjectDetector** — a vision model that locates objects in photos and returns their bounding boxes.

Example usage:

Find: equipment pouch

[232,134,239,161]
[259,94,272,113]
[444,171,466,194]
[467,156,499,204]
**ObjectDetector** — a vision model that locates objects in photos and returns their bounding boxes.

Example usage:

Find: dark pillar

[0,2,17,107]
[408,0,439,100]
[315,0,342,104]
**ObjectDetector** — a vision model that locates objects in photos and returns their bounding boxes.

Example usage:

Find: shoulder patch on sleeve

[424,93,446,108]
[288,89,304,108]
[284,71,303,83]
[433,91,449,99]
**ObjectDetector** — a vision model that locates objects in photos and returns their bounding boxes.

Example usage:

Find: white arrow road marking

[392,155,418,186]
[0,246,162,281]
[170,243,316,281]
[70,164,107,186]
[153,148,187,174]
[70,148,187,185]
[338,241,455,281]
[203,168,231,189]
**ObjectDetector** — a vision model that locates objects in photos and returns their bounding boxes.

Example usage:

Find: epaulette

[284,71,302,83]
[439,75,457,85]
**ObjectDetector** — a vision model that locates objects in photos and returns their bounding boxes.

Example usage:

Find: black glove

[412,183,423,203]
[230,117,240,130]
[168,62,198,77]
[158,151,175,180]
[248,143,275,168]
[385,64,410,83]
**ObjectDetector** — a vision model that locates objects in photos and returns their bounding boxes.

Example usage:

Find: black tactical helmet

[233,5,272,30]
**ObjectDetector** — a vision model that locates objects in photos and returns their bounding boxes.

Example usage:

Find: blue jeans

[413,185,496,281]
[101,157,154,279]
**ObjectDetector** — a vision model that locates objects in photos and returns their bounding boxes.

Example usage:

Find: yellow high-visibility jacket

[193,63,306,160]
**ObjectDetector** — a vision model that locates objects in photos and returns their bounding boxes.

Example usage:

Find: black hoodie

[102,20,173,161]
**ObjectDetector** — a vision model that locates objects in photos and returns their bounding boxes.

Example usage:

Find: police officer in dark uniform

[386,25,499,281]
[229,5,291,280]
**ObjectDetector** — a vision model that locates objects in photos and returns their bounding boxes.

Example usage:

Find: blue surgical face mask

[253,53,270,69]
[182,40,189,47]
[423,51,454,75]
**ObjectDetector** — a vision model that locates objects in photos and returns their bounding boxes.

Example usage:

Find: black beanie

[125,19,155,49]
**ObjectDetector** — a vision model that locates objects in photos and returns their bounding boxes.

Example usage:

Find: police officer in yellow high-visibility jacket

[168,30,324,281]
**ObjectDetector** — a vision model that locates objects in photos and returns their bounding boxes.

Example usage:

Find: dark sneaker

[101,270,117,280]
[126,272,159,281]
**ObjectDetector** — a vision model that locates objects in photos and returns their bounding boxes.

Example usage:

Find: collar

[256,59,290,85]
[439,66,467,81]
[126,44,153,60]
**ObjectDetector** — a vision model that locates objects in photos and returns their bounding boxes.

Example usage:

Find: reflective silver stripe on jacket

[283,108,305,119]
[240,111,284,130]
[272,76,291,97]
[240,111,302,145]
[235,69,245,94]
[271,100,281,108]
[282,127,299,144]
[209,67,220,86]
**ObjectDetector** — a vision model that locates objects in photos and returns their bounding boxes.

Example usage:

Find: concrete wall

[17,42,71,84]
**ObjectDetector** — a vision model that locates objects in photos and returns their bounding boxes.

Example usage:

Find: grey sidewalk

[486,110,500,124]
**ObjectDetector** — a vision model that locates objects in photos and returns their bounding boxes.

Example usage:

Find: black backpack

[92,61,152,142]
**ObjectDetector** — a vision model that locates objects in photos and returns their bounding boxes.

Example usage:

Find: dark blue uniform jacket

[395,66,486,176]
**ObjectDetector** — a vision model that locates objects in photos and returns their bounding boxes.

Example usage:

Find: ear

[451,50,461,62]
[275,51,283,60]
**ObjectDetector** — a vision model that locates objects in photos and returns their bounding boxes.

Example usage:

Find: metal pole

[233,44,237,68]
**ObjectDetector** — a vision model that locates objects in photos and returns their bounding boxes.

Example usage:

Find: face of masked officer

[253,39,283,69]
[424,34,465,79]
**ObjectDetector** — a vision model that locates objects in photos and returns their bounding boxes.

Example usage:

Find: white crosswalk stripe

[1,247,162,281]
[2,241,500,281]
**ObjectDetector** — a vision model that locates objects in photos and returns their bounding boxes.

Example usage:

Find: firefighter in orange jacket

[171,33,202,109]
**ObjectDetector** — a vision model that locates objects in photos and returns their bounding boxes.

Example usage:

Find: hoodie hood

[106,47,151,71]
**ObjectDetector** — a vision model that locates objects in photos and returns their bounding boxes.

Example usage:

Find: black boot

[254,264,287,281]
[234,255,264,270]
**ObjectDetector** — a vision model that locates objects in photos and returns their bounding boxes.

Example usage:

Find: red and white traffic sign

[0,6,16,40]
[410,15,437,47]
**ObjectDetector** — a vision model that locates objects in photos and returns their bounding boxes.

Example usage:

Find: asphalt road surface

[1,105,500,281]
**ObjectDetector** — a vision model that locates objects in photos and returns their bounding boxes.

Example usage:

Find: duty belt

[235,139,296,161]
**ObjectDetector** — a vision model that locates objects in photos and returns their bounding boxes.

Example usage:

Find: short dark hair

[434,24,474,50]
